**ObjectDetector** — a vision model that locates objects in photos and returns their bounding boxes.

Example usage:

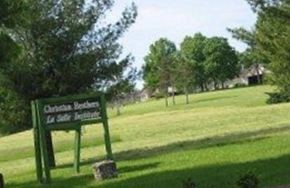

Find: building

[226,64,267,87]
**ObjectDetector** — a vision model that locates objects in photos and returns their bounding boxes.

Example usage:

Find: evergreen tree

[244,0,290,102]
[0,0,137,133]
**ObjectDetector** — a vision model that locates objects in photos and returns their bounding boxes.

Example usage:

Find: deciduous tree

[143,38,177,107]
[180,33,207,91]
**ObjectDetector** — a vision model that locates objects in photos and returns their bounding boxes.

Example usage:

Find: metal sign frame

[31,93,113,183]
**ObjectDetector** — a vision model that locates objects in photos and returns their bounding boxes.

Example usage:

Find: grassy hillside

[1,85,290,188]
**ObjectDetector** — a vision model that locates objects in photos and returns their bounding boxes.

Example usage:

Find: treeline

[142,34,239,106]
[0,0,138,134]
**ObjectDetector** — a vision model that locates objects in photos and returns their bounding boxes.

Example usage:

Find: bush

[236,172,259,188]
[182,178,196,188]
[233,83,248,88]
[0,87,30,134]
[266,92,290,104]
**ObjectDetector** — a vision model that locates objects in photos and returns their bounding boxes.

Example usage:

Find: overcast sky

[107,0,257,88]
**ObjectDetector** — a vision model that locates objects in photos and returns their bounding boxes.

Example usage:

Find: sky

[107,0,257,89]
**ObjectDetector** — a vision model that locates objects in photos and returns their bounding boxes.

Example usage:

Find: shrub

[236,172,259,188]
[266,92,290,104]
[233,83,247,88]
[0,87,30,134]
[182,178,196,188]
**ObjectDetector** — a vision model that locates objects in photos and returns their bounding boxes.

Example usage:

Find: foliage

[254,1,290,95]
[106,55,140,115]
[233,83,248,88]
[0,0,27,28]
[182,178,196,188]
[180,33,207,91]
[144,33,240,102]
[143,38,177,107]
[0,0,27,134]
[228,26,268,85]
[266,92,290,104]
[0,82,28,134]
[0,0,137,133]
[236,172,259,188]
[234,0,290,103]
[173,51,195,104]
[203,37,239,89]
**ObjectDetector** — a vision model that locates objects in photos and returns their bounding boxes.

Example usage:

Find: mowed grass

[1,85,290,187]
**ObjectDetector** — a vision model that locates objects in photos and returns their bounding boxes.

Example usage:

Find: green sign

[43,99,101,126]
[32,93,113,184]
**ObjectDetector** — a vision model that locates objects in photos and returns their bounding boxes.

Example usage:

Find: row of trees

[143,34,239,106]
[0,0,138,134]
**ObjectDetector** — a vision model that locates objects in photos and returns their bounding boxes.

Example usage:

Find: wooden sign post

[0,173,4,188]
[31,93,113,183]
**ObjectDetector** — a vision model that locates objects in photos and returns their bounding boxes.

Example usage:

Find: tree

[0,0,29,133]
[255,1,290,93]
[0,0,26,65]
[0,0,137,133]
[106,55,140,116]
[180,33,208,91]
[228,27,267,84]
[174,51,195,104]
[143,38,177,107]
[242,0,290,102]
[203,37,239,89]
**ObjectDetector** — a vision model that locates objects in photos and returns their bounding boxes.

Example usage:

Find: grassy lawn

[1,85,290,187]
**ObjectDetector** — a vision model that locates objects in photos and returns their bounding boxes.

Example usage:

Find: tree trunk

[46,131,56,168]
[255,64,261,84]
[116,106,121,116]
[200,83,204,92]
[204,82,208,91]
[0,173,4,188]
[185,87,189,104]
[165,88,169,107]
[172,86,176,105]
[115,99,121,116]
[213,80,217,90]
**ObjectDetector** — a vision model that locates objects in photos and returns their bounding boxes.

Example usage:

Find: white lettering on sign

[43,100,101,125]
[74,101,99,110]
[44,101,99,114]
[74,111,100,120]
[44,104,73,114]
[56,114,72,123]
[46,115,55,124]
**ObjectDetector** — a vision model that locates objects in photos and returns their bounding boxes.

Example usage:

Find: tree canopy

[203,37,239,89]
[0,0,138,133]
[143,34,239,106]
[233,0,290,102]
[143,38,177,107]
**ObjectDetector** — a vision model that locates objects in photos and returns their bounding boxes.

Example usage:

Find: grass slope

[1,85,290,188]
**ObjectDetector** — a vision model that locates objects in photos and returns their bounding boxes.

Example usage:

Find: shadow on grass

[193,95,238,104]
[6,162,161,188]
[113,124,290,161]
[99,153,290,188]
[7,154,290,188]
[7,125,290,188]
[6,174,94,188]
[56,124,290,169]
[118,162,160,174]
